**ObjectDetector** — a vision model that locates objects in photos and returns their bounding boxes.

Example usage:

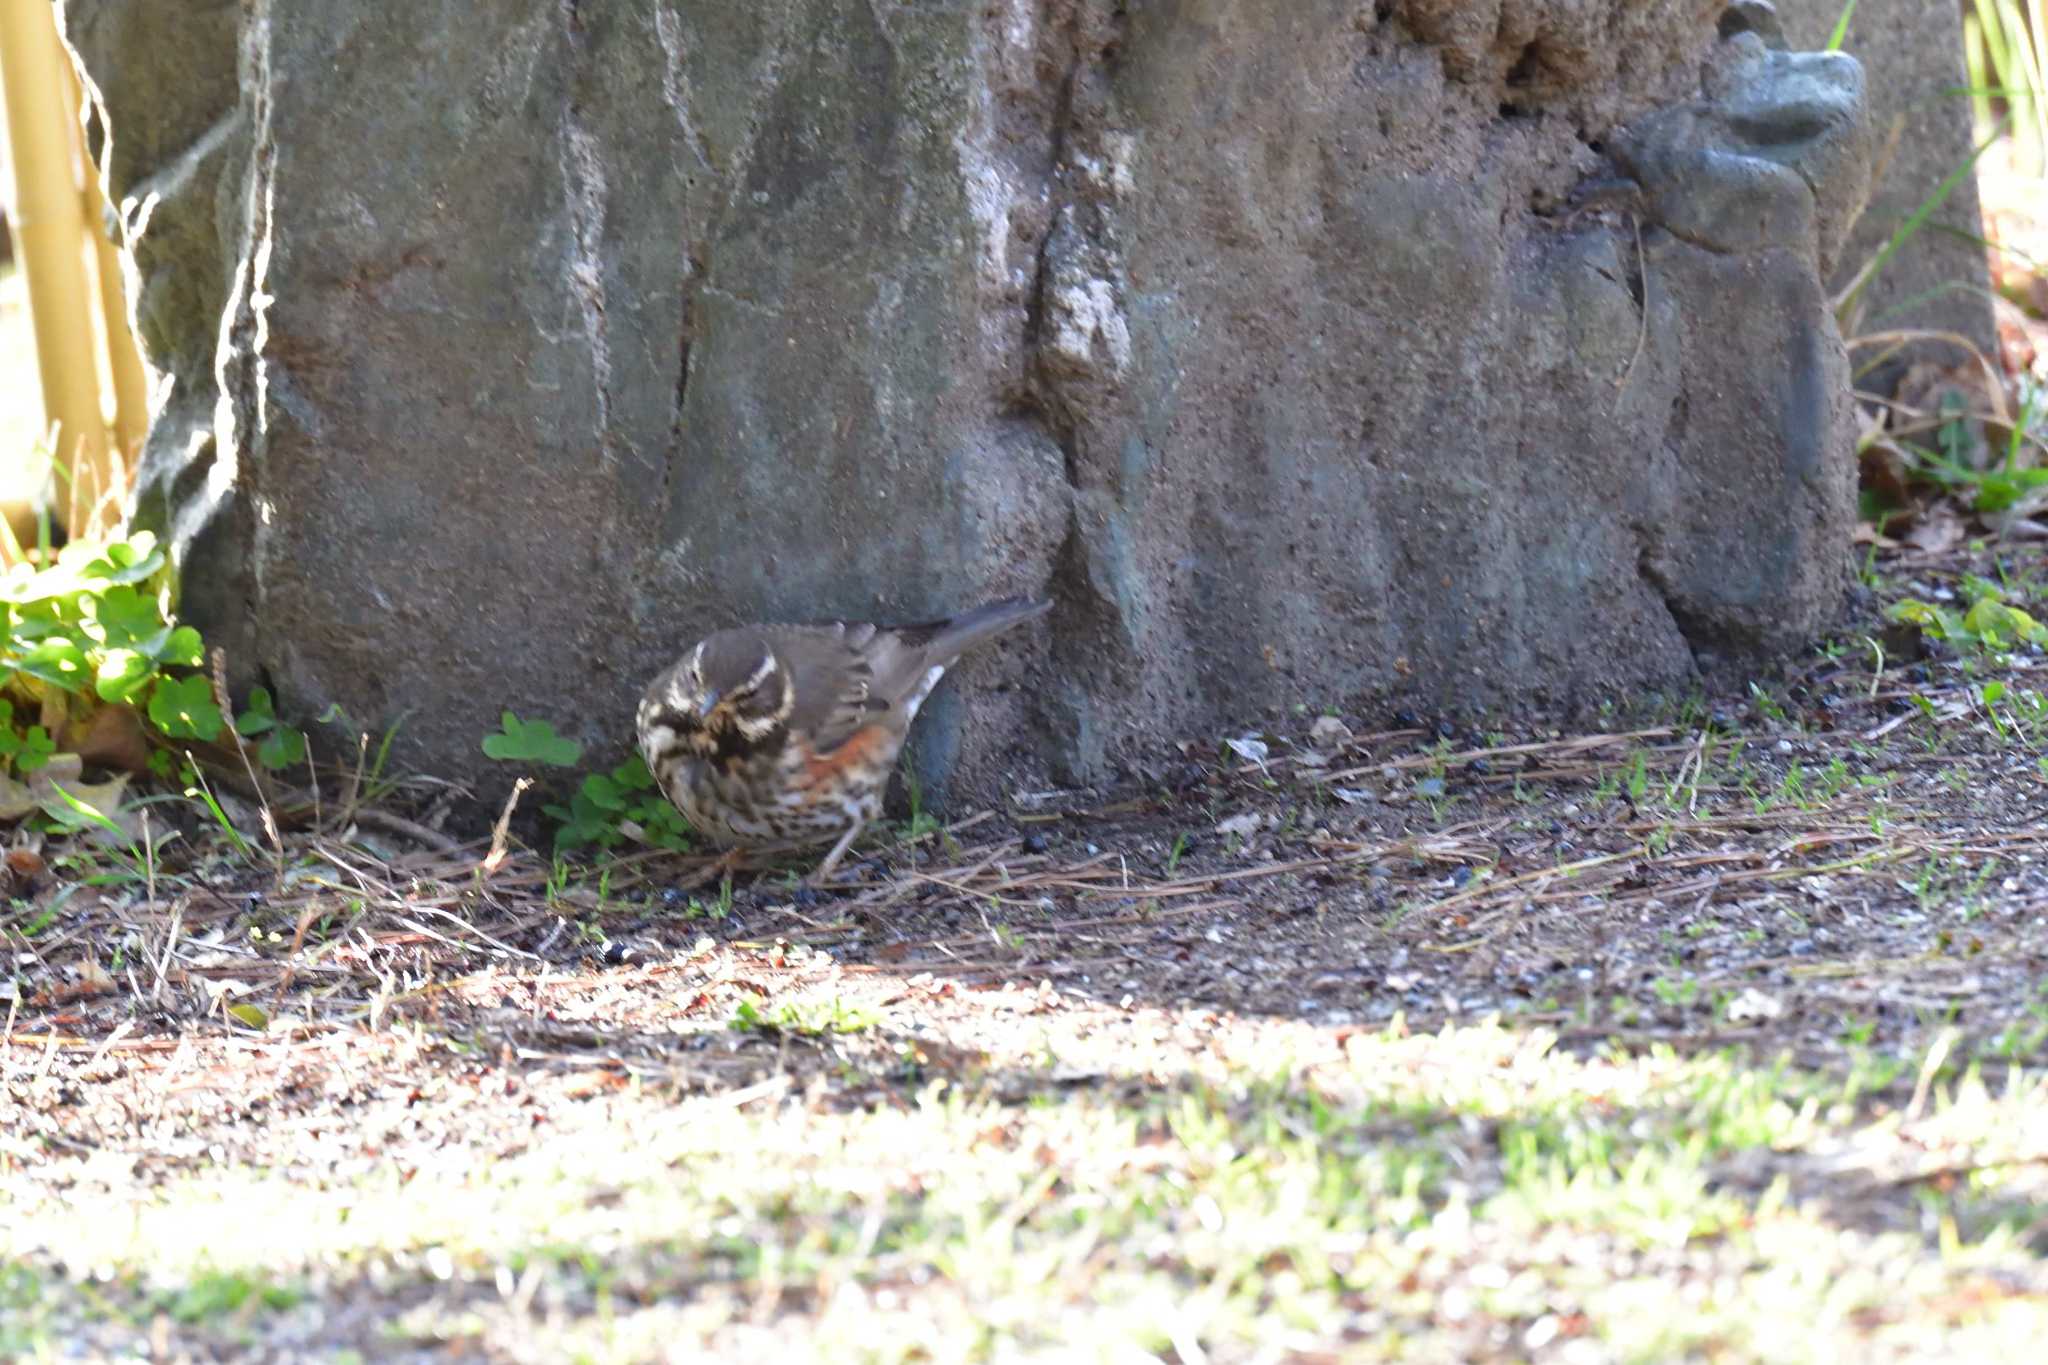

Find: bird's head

[639,634,795,759]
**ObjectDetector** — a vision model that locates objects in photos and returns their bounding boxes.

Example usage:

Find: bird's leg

[683,846,747,889]
[807,820,867,885]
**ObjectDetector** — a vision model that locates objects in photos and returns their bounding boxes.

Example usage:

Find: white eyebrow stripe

[739,654,777,694]
[687,642,706,677]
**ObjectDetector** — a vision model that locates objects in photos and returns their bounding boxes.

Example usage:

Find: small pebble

[1022,832,1049,855]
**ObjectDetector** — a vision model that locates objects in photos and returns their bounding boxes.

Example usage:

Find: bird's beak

[696,690,722,721]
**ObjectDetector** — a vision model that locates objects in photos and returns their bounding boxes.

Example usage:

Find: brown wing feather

[760,623,890,756]
[764,598,1049,757]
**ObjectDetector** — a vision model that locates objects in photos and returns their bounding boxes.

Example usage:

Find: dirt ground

[6,531,2048,1361]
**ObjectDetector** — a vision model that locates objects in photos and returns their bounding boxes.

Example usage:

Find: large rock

[62,0,1870,801]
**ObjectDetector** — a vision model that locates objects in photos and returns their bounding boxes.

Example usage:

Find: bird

[636,596,1052,882]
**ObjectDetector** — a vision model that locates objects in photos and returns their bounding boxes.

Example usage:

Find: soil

[7,535,2048,1359]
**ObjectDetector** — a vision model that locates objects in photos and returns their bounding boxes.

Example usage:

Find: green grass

[7,1023,2047,1360]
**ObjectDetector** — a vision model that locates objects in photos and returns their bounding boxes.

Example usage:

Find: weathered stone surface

[1778,0,1997,370]
[63,0,1871,803]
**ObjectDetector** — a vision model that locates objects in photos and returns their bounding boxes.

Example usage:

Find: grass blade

[1835,118,2008,325]
[1826,0,1858,51]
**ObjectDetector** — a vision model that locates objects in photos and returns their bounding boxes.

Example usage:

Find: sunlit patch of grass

[7,1021,2048,1359]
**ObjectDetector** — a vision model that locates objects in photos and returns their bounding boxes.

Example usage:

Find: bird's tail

[914,595,1053,663]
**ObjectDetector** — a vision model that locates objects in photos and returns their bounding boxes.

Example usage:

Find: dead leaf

[36,689,68,739]
[1725,987,1783,1023]
[4,847,44,894]
[1994,293,2042,381]
[0,753,147,846]
[1894,359,1992,430]
[1215,812,1267,838]
[1308,715,1354,750]
[39,957,116,1005]
[1904,508,1965,555]
[0,772,33,821]
[1225,736,1269,768]
[67,705,151,776]
[1998,516,2048,540]
[1857,437,1913,516]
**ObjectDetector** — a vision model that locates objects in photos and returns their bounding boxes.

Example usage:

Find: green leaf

[580,773,629,813]
[1963,595,2046,646]
[88,585,168,650]
[542,788,620,852]
[16,727,55,774]
[18,639,89,691]
[159,626,205,667]
[77,534,166,586]
[1889,598,1972,644]
[627,796,692,851]
[611,756,658,791]
[235,685,278,736]
[480,711,583,766]
[7,600,74,644]
[148,675,225,741]
[148,749,174,780]
[95,649,154,703]
[257,728,307,771]
[225,1002,269,1030]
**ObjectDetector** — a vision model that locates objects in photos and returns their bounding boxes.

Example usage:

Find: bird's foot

[679,847,748,890]
[801,823,869,889]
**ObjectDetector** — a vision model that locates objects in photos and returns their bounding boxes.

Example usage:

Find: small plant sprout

[481,712,584,766]
[481,715,691,854]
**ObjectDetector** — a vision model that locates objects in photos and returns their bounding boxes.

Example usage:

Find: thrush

[636,596,1051,880]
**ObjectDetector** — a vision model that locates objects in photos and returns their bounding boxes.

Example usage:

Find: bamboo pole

[0,0,117,543]
[63,54,147,515]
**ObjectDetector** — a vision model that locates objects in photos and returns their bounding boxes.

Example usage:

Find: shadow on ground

[8,540,2048,1358]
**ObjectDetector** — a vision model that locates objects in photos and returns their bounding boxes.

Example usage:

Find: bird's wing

[768,600,1048,755]
[767,623,902,755]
